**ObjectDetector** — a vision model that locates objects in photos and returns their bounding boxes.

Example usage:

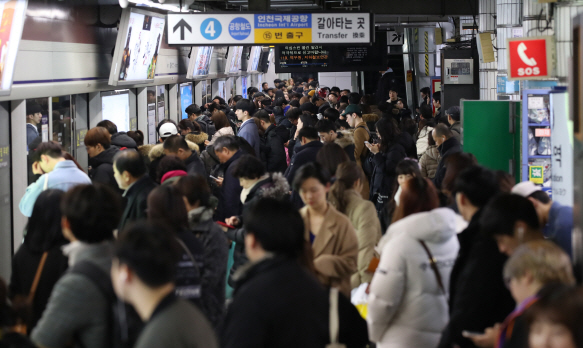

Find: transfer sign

[166,13,372,45]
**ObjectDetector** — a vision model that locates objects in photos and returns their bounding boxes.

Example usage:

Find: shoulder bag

[418,240,448,300]
[12,251,49,335]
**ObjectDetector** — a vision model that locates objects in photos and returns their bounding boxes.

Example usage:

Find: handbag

[12,251,49,335]
[418,240,448,299]
[326,287,346,348]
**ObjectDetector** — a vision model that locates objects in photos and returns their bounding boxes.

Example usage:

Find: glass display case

[522,89,552,196]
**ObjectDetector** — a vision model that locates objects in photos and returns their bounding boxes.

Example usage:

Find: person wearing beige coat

[293,162,358,298]
[328,162,382,289]
[419,145,440,179]
[300,204,359,297]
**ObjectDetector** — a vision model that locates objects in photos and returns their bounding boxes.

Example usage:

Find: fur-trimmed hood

[147,140,200,162]
[185,132,208,145]
[334,130,355,149]
[257,172,290,200]
[362,113,380,123]
[138,144,153,159]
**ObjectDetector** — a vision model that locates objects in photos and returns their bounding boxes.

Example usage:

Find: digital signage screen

[109,8,166,86]
[247,46,262,73]
[0,0,26,96]
[274,32,387,73]
[180,83,193,119]
[101,90,130,133]
[187,46,213,79]
[225,46,243,75]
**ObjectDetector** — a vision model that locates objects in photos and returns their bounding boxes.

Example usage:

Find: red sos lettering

[508,38,549,79]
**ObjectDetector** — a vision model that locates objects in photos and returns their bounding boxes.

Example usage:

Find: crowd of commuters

[4,77,582,348]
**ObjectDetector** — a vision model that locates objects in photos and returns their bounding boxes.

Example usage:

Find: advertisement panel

[0,0,27,96]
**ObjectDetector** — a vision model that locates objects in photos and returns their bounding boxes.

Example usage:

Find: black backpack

[69,261,144,348]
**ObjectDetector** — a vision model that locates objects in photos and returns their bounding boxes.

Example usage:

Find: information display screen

[101,90,130,132]
[0,1,26,96]
[180,83,193,119]
[225,46,243,74]
[110,8,165,85]
[193,46,213,76]
[247,46,262,73]
[274,33,386,73]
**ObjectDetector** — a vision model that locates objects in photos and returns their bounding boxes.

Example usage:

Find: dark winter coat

[188,208,229,330]
[225,173,290,287]
[88,147,120,192]
[184,151,206,177]
[215,150,243,222]
[368,141,406,213]
[111,132,137,150]
[118,175,158,232]
[397,131,417,158]
[9,244,69,332]
[450,121,462,143]
[260,124,288,173]
[284,140,324,187]
[146,140,200,183]
[432,137,462,189]
[221,256,369,348]
[438,210,515,348]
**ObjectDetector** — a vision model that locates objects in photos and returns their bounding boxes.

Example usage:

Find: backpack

[69,261,144,348]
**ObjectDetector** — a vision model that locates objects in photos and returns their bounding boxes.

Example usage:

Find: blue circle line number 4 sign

[201,18,222,40]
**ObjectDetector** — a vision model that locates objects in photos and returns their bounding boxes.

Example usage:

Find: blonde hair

[503,240,575,286]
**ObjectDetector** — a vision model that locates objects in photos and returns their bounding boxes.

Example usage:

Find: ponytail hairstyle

[329,162,365,214]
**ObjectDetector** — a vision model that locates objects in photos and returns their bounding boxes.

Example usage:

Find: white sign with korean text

[551,92,573,206]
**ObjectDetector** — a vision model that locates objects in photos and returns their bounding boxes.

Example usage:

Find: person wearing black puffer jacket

[255,110,288,173]
[365,118,406,217]
[85,127,121,193]
[432,124,462,190]
[96,120,137,150]
[224,155,290,288]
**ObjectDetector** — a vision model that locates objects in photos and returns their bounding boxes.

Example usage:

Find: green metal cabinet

[461,100,522,183]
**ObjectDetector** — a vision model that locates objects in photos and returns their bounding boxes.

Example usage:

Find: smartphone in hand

[462,331,484,338]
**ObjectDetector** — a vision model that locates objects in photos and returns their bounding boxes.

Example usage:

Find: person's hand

[284,140,289,147]
[463,324,500,348]
[225,216,240,227]
[204,140,210,145]
[215,177,224,187]
[366,143,380,154]
[32,162,44,175]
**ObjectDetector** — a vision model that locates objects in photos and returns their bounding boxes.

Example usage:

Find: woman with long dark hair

[328,162,381,289]
[9,189,68,333]
[365,117,407,218]
[368,177,460,348]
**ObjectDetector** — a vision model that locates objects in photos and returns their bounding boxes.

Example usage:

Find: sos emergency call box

[507,36,555,81]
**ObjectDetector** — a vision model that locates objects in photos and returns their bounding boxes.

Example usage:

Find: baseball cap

[511,181,541,198]
[344,104,362,117]
[159,123,178,138]
[446,106,461,118]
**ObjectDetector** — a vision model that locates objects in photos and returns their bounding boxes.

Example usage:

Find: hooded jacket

[260,124,288,173]
[433,137,462,189]
[111,132,137,150]
[185,132,208,151]
[334,130,356,162]
[88,146,120,192]
[368,208,460,348]
[146,140,200,183]
[419,145,440,179]
[416,124,434,158]
[225,173,290,286]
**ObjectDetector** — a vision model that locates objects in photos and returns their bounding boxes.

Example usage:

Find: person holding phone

[212,136,243,222]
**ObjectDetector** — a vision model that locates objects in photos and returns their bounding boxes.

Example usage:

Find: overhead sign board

[166,13,373,45]
[507,36,555,80]
[387,30,403,45]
